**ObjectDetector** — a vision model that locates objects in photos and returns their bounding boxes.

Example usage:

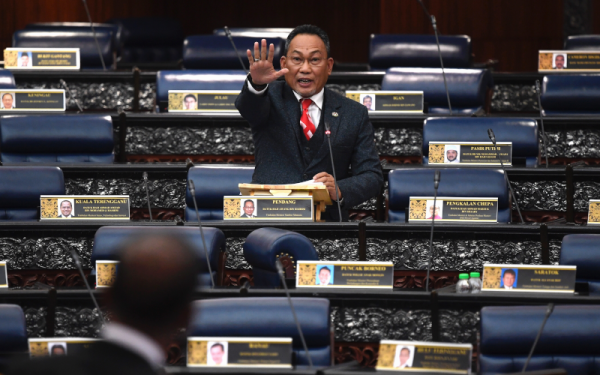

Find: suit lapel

[307,88,342,170]
[278,84,304,163]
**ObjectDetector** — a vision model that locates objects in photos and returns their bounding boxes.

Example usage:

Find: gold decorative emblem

[30,342,49,357]
[4,51,18,68]
[429,144,445,164]
[168,92,185,111]
[588,202,600,223]
[332,112,339,117]
[345,93,360,102]
[538,53,553,70]
[376,343,396,368]
[40,198,59,219]
[223,198,241,219]
[409,199,427,220]
[97,263,117,287]
[297,263,317,286]
[483,267,502,289]
[188,340,208,365]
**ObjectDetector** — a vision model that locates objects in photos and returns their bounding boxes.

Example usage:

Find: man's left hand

[313,172,342,201]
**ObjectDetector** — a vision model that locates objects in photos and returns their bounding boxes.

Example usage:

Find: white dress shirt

[101,322,165,369]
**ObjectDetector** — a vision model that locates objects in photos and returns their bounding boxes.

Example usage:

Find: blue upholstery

[381,68,492,115]
[91,226,225,287]
[155,70,246,112]
[560,234,600,295]
[189,297,331,367]
[0,304,28,369]
[565,35,600,51]
[24,22,119,49]
[243,228,319,288]
[0,115,114,163]
[369,34,472,69]
[480,305,600,374]
[213,28,293,39]
[0,70,15,89]
[388,168,510,223]
[423,117,539,167]
[0,167,64,221]
[185,166,254,221]
[542,75,600,116]
[183,35,284,70]
[13,29,115,69]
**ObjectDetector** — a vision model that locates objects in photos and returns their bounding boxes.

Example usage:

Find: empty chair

[185,166,254,221]
[381,67,493,115]
[369,34,472,70]
[387,168,510,223]
[423,117,539,167]
[213,27,293,39]
[24,22,119,49]
[0,305,28,372]
[189,297,331,367]
[0,70,15,89]
[565,35,600,51]
[560,234,600,295]
[541,75,600,116]
[480,305,600,374]
[0,115,114,163]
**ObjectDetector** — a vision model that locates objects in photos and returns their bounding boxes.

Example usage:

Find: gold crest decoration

[188,340,208,365]
[40,198,59,219]
[168,92,185,111]
[223,198,241,219]
[588,202,600,223]
[29,342,49,358]
[97,263,117,287]
[376,343,396,368]
[429,144,445,163]
[538,53,553,70]
[297,263,316,286]
[4,51,18,68]
[345,93,360,103]
[409,199,427,220]
[482,267,502,289]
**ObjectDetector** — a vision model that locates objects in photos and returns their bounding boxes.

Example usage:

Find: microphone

[60,79,83,112]
[81,0,107,71]
[324,122,343,223]
[69,248,106,325]
[417,0,452,115]
[224,26,249,75]
[425,170,440,291]
[488,129,525,224]
[142,172,153,221]
[188,180,215,288]
[275,260,314,370]
[535,80,549,168]
[522,303,554,372]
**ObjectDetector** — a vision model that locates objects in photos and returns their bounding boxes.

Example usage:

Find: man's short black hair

[244,200,254,207]
[2,93,13,100]
[211,343,224,351]
[363,95,372,102]
[184,94,197,102]
[60,200,72,208]
[319,267,330,274]
[504,269,516,277]
[284,25,330,58]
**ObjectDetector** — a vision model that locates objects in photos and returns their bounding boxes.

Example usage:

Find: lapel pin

[332,112,339,117]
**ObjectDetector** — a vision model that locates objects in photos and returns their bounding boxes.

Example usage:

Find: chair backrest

[369,34,472,70]
[560,234,600,295]
[541,75,600,116]
[13,29,115,69]
[24,22,119,50]
[155,70,246,112]
[0,167,64,220]
[0,115,114,163]
[422,117,539,167]
[480,305,600,374]
[0,304,28,370]
[388,168,510,223]
[189,297,331,367]
[0,70,16,89]
[183,35,284,70]
[381,67,492,115]
[186,166,255,221]
[565,35,600,51]
[213,28,293,39]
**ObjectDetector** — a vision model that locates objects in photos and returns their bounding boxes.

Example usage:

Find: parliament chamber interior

[1,1,600,374]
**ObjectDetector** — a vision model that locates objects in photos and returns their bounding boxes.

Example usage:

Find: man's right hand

[247,39,289,86]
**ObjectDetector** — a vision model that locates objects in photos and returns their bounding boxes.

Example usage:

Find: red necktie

[300,99,316,140]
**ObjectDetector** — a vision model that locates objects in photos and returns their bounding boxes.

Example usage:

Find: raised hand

[247,39,289,86]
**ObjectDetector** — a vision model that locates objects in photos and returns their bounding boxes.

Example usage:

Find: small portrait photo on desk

[500,268,518,290]
[240,199,257,218]
[360,94,375,111]
[183,94,198,110]
[18,51,32,67]
[1,92,15,110]
[426,200,443,220]
[393,345,414,369]
[57,199,75,218]
[207,342,228,366]
[49,342,67,357]
[444,145,460,163]
[553,53,566,70]
[316,265,334,286]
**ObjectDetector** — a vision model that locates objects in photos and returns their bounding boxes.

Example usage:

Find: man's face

[319,268,330,285]
[184,97,196,110]
[446,150,457,161]
[60,201,72,217]
[21,55,29,66]
[281,34,334,98]
[363,97,372,109]
[503,272,515,287]
[429,206,439,217]
[2,94,13,109]
[399,349,410,365]
[555,55,565,69]
[243,202,255,216]
[51,346,66,356]
[211,346,224,364]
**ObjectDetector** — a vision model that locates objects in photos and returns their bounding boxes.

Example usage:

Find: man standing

[235,25,383,222]
[2,93,14,110]
[240,200,257,218]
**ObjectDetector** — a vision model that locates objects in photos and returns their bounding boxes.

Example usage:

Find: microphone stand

[70,249,106,325]
[60,79,84,113]
[142,172,153,221]
[522,303,554,372]
[425,170,440,291]
[535,80,549,168]
[188,180,215,288]
[224,26,249,74]
[81,0,107,71]
[325,122,343,223]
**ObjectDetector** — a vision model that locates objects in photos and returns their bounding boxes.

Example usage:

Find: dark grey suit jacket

[235,80,383,221]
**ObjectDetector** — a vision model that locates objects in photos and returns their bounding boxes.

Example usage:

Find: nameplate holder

[187,337,292,368]
[346,91,424,114]
[0,89,65,111]
[482,264,576,293]
[587,199,600,225]
[96,260,119,288]
[29,338,100,358]
[409,197,498,223]
[539,50,600,72]
[40,195,130,220]
[223,196,314,221]
[428,142,512,166]
[296,261,394,289]
[168,90,239,113]
[4,48,80,70]
[0,261,7,289]
[376,340,472,373]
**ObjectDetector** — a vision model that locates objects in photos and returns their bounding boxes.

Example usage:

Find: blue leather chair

[541,75,600,116]
[213,28,293,39]
[91,226,225,287]
[422,117,539,167]
[243,228,319,288]
[381,67,493,115]
[0,167,64,220]
[24,22,119,50]
[369,34,472,70]
[155,70,246,112]
[185,166,254,221]
[480,305,600,374]
[0,70,15,89]
[12,29,115,69]
[0,305,28,370]
[189,297,331,367]
[560,234,600,295]
[0,115,114,163]
[388,168,510,223]
[183,35,284,70]
[565,35,600,50]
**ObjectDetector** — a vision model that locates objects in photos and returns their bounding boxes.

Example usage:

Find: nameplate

[429,142,512,166]
[376,340,472,373]
[40,195,130,220]
[482,264,577,293]
[223,196,313,221]
[539,50,600,72]
[346,91,424,114]
[4,48,80,70]
[0,261,7,288]
[168,90,239,113]
[587,199,600,225]
[187,337,293,368]
[0,89,65,111]
[296,261,394,289]
[96,260,119,288]
[409,197,498,223]
[29,338,100,358]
